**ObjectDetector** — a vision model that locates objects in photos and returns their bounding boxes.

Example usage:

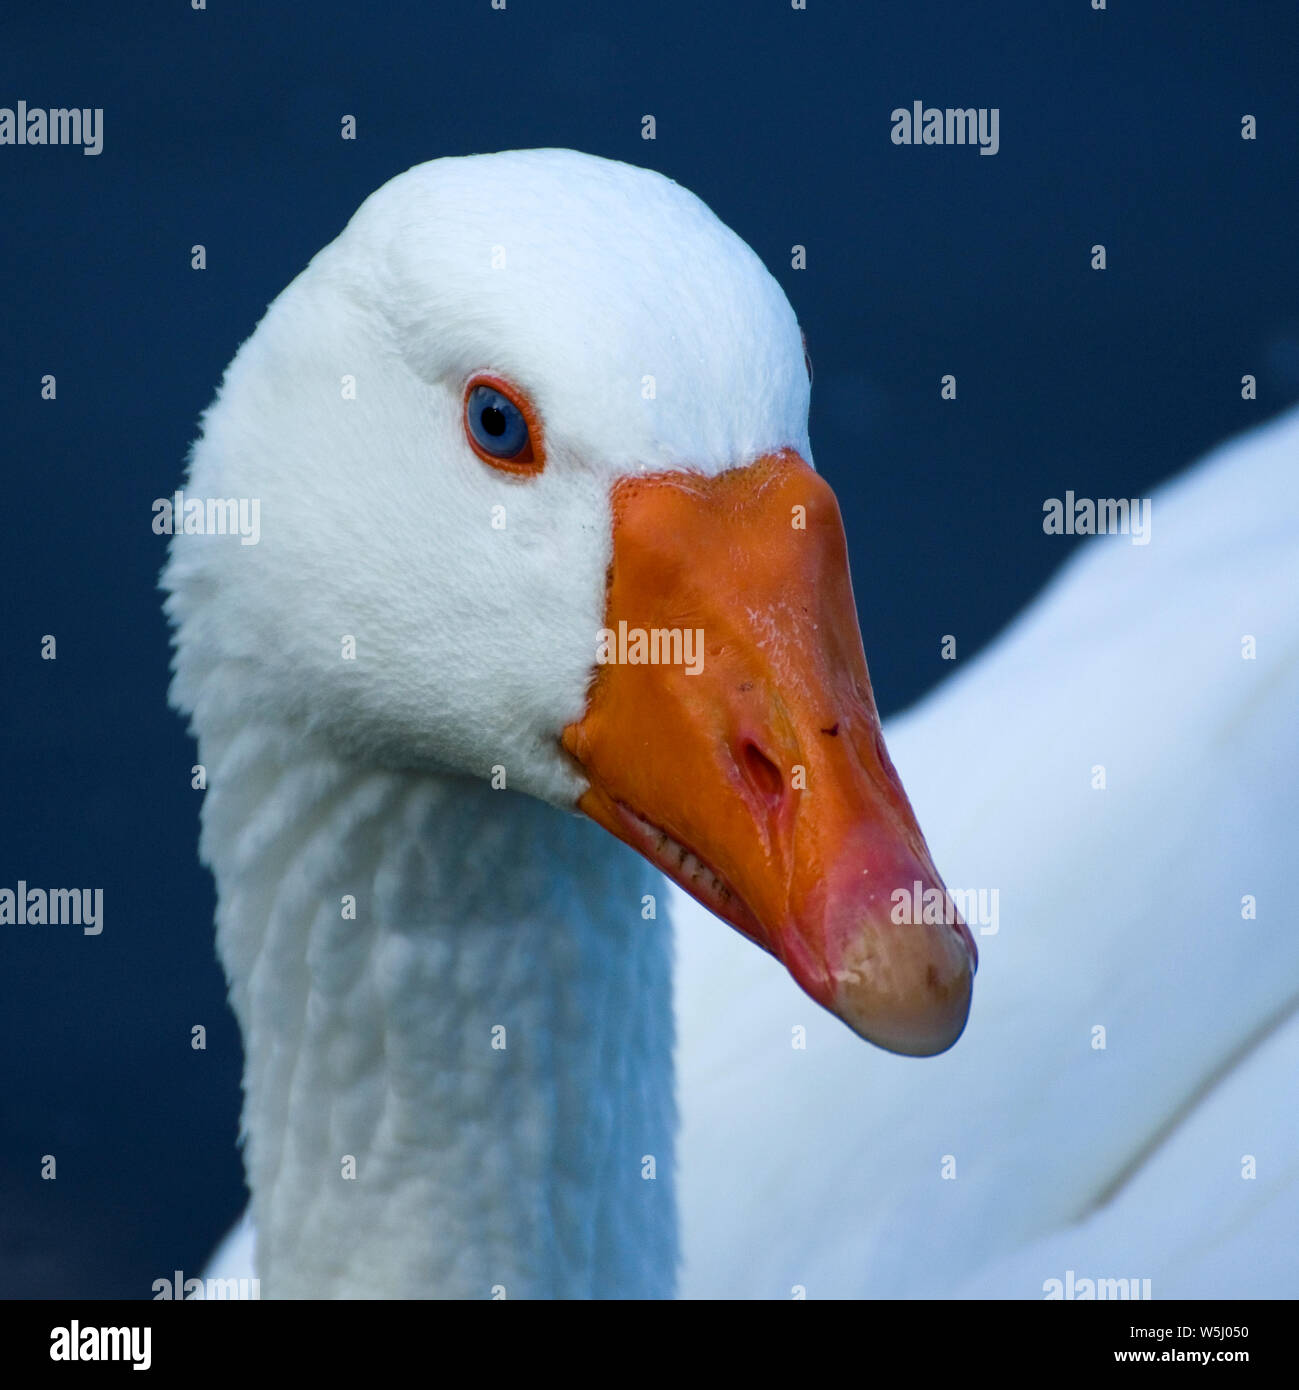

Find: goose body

[677,403,1299,1297]
[172,149,1294,1300]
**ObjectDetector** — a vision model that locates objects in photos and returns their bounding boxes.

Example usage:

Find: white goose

[166,148,974,1299]
[172,149,1298,1301]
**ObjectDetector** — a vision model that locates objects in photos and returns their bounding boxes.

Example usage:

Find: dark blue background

[1,2,1296,1296]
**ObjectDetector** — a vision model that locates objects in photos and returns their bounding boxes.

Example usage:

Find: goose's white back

[676,404,1299,1298]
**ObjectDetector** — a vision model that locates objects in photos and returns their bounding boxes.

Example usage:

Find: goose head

[167,148,975,1055]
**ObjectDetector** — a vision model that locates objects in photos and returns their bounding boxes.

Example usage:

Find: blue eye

[466,382,532,462]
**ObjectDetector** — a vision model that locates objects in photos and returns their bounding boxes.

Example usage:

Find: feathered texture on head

[163,149,811,806]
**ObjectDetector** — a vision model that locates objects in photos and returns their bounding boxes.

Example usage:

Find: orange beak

[562,451,975,1056]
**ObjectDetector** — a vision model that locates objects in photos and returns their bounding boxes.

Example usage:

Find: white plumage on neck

[198,716,675,1297]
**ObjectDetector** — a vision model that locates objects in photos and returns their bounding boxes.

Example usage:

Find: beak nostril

[741,741,784,802]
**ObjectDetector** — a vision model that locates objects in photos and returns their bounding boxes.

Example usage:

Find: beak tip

[828,924,976,1057]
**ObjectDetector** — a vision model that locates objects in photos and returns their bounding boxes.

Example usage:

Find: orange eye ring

[463,373,545,475]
